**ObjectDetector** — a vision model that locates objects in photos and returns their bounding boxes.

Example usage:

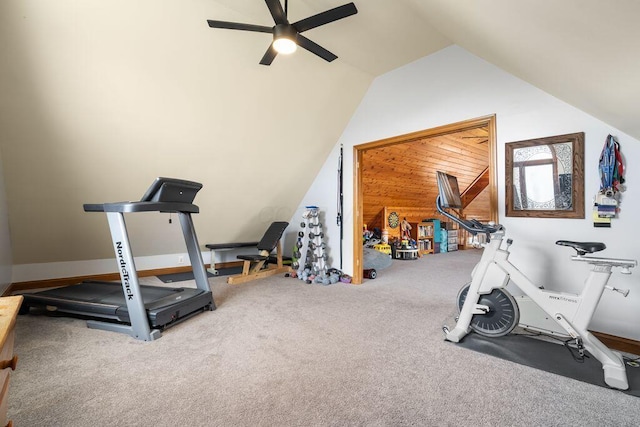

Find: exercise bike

[435,171,637,390]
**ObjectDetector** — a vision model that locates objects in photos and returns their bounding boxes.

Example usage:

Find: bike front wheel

[457,283,520,337]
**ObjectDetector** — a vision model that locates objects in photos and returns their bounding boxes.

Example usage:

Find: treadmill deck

[22,281,214,329]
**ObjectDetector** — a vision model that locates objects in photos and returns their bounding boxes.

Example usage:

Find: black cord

[512,329,587,363]
[562,340,587,363]
[337,144,343,269]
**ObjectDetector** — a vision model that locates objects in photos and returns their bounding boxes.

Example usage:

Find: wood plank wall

[362,130,491,234]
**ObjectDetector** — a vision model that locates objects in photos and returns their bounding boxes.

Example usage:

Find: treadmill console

[140,177,202,204]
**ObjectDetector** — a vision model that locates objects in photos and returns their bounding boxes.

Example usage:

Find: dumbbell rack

[293,206,328,281]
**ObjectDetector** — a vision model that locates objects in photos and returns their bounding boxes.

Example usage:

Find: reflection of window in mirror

[512,142,572,210]
[506,133,584,218]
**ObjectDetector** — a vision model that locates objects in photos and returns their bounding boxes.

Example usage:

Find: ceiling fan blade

[259,45,278,66]
[207,20,273,33]
[265,0,288,25]
[296,35,337,62]
[293,3,357,33]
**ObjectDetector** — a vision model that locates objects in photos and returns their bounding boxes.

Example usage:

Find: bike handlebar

[435,195,502,236]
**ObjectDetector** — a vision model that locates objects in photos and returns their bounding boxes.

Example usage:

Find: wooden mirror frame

[505,132,585,218]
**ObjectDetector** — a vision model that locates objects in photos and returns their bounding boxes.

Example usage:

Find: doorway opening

[352,115,498,284]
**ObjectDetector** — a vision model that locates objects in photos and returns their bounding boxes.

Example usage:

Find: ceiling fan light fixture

[273,25,297,55]
[273,37,297,54]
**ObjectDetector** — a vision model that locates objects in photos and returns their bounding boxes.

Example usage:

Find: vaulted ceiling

[1,0,638,267]
[211,0,640,140]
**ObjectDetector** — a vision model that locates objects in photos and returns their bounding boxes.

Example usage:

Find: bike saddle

[556,240,606,255]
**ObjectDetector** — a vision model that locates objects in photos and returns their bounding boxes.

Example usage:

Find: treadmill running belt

[22,281,212,329]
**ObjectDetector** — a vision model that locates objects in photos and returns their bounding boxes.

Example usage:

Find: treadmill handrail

[84,201,199,214]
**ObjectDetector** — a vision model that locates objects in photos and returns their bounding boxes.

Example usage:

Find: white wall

[298,45,640,340]
[0,0,371,276]
[0,151,12,294]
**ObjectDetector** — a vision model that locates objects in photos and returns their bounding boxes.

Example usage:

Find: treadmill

[21,177,215,341]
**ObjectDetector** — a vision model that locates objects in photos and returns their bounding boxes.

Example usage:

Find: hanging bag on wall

[599,134,625,196]
[594,135,626,225]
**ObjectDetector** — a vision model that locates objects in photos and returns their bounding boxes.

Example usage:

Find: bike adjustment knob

[606,285,630,297]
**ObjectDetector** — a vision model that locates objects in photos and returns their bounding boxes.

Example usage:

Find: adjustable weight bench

[227,221,291,285]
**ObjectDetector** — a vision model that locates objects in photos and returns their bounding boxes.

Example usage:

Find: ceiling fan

[207,0,358,66]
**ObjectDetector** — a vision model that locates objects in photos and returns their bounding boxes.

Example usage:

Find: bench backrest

[258,222,289,252]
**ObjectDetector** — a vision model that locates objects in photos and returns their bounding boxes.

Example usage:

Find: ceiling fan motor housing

[274,24,298,43]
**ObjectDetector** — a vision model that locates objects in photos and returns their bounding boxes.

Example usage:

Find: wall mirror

[505,132,584,218]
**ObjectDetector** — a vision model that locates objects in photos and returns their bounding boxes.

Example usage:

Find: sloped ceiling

[410,0,640,141]
[209,0,453,76]
[213,0,640,139]
[1,0,638,267]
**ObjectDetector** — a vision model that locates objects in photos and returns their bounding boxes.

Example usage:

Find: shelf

[411,222,435,255]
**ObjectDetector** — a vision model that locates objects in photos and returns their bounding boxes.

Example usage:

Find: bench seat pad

[237,254,268,262]
[206,242,258,250]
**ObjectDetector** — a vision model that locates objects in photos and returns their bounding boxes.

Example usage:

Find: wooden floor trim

[592,331,640,357]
